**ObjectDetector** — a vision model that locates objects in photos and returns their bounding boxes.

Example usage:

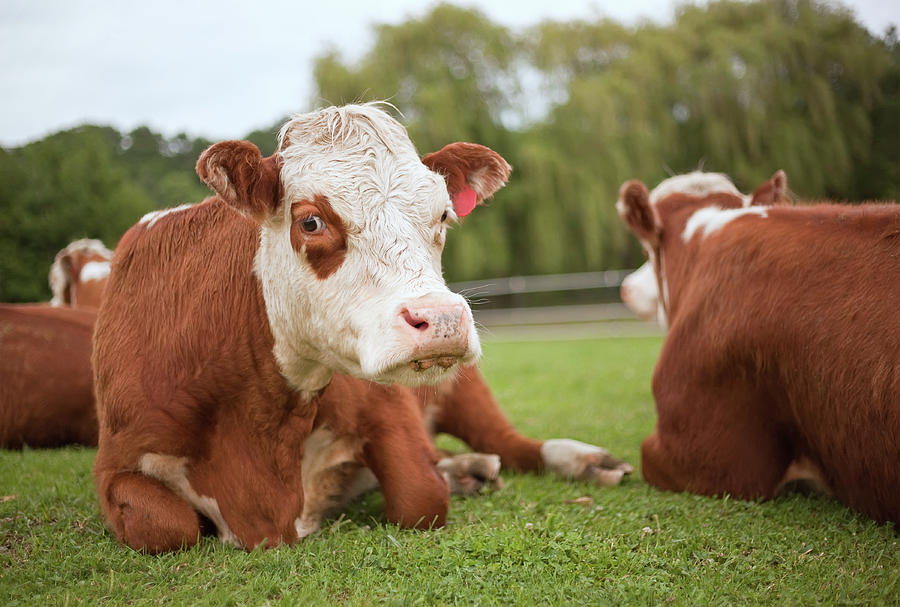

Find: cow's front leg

[98,471,202,554]
[361,404,450,530]
[541,439,634,487]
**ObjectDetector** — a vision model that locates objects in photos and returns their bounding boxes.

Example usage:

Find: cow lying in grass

[617,170,900,524]
[0,304,97,448]
[0,238,113,449]
[93,104,631,553]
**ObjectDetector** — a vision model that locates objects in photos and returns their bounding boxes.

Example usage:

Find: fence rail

[448,269,663,341]
[448,269,637,298]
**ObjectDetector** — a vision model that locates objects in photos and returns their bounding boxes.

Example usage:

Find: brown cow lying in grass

[92,104,631,553]
[0,238,112,448]
[618,169,900,524]
[0,304,98,448]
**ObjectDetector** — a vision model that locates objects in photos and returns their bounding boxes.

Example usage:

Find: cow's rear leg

[429,365,632,485]
[437,453,503,495]
[100,472,201,554]
[541,439,633,486]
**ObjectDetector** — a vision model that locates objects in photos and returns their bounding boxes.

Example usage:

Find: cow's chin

[373,355,467,387]
[356,347,480,387]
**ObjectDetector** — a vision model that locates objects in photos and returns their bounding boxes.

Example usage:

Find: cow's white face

[198,104,510,391]
[620,262,659,322]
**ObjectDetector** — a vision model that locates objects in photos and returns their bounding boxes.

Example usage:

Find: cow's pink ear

[749,169,788,206]
[617,180,658,245]
[196,141,282,220]
[422,143,512,217]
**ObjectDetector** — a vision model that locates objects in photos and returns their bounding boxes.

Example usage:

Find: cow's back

[661,202,900,522]
[0,304,97,448]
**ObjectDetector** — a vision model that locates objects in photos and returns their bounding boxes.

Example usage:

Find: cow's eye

[300,215,326,234]
[440,210,448,223]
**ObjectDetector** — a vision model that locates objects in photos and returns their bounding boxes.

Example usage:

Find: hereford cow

[49,238,112,309]
[93,103,521,553]
[617,170,900,524]
[0,304,98,448]
[0,239,111,449]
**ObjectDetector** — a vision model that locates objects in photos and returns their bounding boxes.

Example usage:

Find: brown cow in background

[0,238,113,448]
[618,169,900,524]
[0,304,97,447]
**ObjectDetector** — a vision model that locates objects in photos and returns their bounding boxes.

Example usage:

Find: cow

[0,304,98,448]
[616,169,900,524]
[93,103,541,553]
[0,239,112,449]
[49,238,113,309]
[619,171,789,324]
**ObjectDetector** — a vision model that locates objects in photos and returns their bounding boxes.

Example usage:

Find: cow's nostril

[402,309,429,331]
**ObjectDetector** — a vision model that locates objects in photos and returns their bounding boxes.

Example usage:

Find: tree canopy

[1,0,897,301]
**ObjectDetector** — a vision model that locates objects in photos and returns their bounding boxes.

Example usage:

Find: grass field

[1,337,897,605]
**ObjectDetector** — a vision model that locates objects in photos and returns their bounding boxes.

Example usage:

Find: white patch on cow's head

[254,104,481,391]
[682,205,768,242]
[140,204,195,229]
[649,171,741,206]
[79,260,111,282]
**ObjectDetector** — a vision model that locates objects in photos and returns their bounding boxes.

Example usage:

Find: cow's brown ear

[196,141,282,220]
[617,180,659,246]
[749,169,788,206]
[422,142,512,216]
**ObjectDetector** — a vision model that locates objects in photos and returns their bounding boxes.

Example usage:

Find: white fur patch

[79,260,111,282]
[295,428,369,539]
[541,439,609,478]
[649,171,741,206]
[140,204,194,229]
[138,453,242,549]
[621,262,658,321]
[682,205,768,242]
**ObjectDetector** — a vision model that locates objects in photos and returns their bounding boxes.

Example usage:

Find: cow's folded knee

[104,472,201,554]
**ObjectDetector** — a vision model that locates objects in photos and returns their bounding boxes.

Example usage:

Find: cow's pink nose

[397,294,471,369]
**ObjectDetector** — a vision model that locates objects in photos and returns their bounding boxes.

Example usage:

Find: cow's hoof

[541,439,633,487]
[437,453,503,495]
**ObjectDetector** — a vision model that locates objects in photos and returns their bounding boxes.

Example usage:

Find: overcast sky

[1,0,896,147]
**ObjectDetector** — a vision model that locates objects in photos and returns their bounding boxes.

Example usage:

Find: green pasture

[1,337,897,605]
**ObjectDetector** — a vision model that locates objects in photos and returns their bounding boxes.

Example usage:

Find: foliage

[315,0,899,280]
[1,1,898,301]
[2,337,899,605]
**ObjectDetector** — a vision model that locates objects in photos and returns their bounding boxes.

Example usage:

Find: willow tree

[311,0,896,281]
